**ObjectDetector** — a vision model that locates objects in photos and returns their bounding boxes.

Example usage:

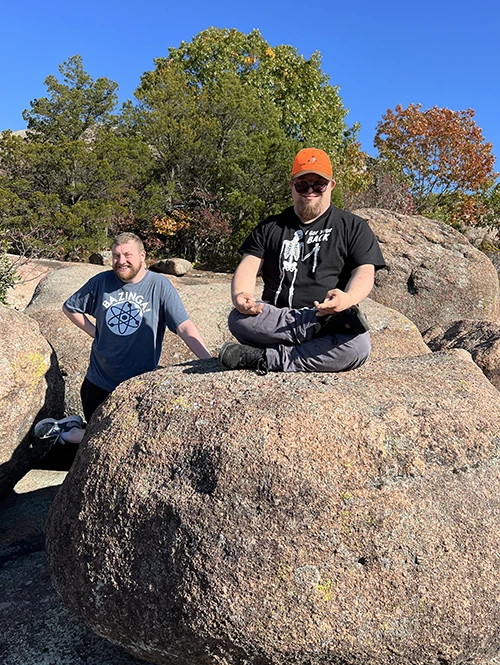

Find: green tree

[146,27,369,197]
[23,55,118,143]
[0,57,153,259]
[126,60,296,258]
[0,229,19,305]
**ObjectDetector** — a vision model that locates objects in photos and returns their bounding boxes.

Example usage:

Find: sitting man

[35,232,211,446]
[219,148,385,374]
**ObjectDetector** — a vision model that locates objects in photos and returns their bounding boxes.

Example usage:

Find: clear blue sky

[1,0,499,175]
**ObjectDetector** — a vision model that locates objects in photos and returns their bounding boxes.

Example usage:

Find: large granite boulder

[0,304,62,497]
[355,208,500,331]
[46,352,500,665]
[424,319,500,390]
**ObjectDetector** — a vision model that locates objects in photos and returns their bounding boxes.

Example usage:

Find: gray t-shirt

[64,270,188,391]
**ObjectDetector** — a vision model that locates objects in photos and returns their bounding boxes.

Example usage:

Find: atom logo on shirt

[105,300,143,336]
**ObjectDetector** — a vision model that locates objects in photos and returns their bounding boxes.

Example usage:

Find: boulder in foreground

[46,352,500,665]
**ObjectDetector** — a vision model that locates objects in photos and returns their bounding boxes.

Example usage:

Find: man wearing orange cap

[218,148,385,374]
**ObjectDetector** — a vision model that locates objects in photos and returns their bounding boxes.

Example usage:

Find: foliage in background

[344,157,414,215]
[23,55,119,143]
[374,104,498,224]
[1,43,499,281]
[124,59,295,253]
[0,231,19,305]
[164,27,370,197]
[0,56,153,259]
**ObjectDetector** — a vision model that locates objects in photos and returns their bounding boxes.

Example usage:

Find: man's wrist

[232,291,251,303]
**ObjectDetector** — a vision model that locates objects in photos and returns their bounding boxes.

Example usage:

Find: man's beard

[295,198,324,222]
[113,263,142,282]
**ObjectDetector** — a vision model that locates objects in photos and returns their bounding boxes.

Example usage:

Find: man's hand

[314,289,353,317]
[233,291,264,316]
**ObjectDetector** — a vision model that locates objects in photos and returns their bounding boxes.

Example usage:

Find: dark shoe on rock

[219,342,268,375]
[314,305,370,338]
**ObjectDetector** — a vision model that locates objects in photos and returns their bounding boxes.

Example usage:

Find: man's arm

[314,264,375,316]
[62,304,96,338]
[176,319,212,359]
[231,254,264,315]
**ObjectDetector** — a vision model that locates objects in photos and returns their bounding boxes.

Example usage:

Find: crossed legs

[228,303,370,373]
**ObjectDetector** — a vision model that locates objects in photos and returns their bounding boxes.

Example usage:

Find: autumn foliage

[374,104,498,219]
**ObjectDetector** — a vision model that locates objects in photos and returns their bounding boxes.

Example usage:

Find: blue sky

[2,0,499,175]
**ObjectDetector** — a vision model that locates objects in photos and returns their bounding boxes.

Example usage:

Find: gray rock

[361,298,430,361]
[356,208,500,331]
[88,250,112,266]
[151,258,193,276]
[46,352,500,665]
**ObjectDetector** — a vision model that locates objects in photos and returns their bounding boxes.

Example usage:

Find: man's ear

[330,180,337,190]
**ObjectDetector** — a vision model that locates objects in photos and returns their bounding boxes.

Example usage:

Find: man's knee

[228,308,251,342]
[344,331,371,370]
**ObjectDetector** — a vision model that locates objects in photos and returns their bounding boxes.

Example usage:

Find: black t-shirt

[239,205,386,309]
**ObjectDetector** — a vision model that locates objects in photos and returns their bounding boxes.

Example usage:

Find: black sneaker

[314,305,370,338]
[219,342,268,375]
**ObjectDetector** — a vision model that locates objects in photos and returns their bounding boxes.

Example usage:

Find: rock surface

[88,250,112,266]
[356,208,500,331]
[46,352,500,665]
[0,304,62,497]
[361,298,430,360]
[424,319,500,390]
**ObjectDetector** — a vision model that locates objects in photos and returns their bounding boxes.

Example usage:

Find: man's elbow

[176,319,191,336]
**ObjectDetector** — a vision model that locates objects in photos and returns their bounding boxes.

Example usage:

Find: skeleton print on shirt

[274,227,333,306]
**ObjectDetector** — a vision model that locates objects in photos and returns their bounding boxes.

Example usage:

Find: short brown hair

[112,233,145,252]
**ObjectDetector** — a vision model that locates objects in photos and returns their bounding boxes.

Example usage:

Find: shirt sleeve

[63,275,100,315]
[348,215,386,271]
[238,220,268,258]
[161,279,189,333]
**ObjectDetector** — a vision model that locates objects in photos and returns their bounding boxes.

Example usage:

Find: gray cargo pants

[228,303,371,373]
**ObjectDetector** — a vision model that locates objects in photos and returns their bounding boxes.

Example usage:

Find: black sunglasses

[293,180,329,194]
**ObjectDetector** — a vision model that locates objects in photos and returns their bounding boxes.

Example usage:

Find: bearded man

[219,148,385,374]
[35,232,211,446]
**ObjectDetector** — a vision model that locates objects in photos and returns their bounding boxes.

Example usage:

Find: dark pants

[228,303,371,372]
[80,377,111,422]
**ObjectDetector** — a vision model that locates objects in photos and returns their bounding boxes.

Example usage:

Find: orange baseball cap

[291,148,333,180]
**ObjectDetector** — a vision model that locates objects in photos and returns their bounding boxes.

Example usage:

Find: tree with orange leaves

[374,104,498,219]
